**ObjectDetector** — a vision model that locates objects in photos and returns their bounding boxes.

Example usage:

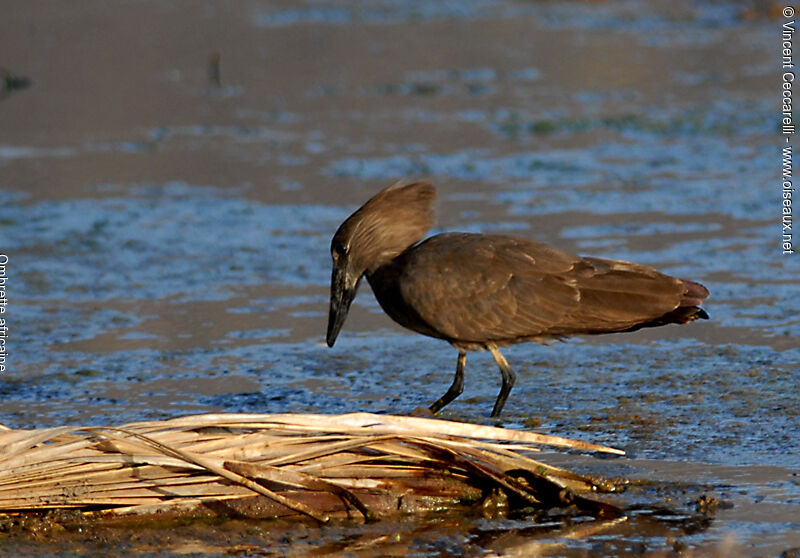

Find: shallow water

[1,0,799,555]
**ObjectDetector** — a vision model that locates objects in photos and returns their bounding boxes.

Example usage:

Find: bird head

[326,181,436,347]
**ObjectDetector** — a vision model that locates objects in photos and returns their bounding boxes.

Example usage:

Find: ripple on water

[2,182,346,302]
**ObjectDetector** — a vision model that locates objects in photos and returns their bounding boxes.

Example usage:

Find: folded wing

[397,233,708,345]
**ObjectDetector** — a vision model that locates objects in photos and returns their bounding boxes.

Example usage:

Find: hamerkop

[326,181,709,417]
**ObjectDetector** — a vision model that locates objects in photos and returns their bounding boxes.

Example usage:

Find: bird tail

[622,278,709,331]
[679,278,709,308]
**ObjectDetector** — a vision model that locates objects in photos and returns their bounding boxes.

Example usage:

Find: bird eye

[333,242,348,257]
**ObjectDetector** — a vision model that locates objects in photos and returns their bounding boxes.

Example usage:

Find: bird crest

[332,181,436,274]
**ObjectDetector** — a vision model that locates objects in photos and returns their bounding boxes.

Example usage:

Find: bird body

[327,181,709,417]
[368,233,708,350]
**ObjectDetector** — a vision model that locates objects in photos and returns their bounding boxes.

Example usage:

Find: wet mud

[1,0,798,555]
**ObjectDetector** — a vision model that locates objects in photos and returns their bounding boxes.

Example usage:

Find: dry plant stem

[85,427,335,523]
[0,413,624,521]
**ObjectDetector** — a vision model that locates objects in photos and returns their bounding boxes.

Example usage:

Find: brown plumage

[326,181,709,417]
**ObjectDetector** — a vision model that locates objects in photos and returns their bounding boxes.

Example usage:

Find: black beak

[326,260,358,347]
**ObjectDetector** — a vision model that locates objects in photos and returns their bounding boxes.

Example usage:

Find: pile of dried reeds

[0,413,624,522]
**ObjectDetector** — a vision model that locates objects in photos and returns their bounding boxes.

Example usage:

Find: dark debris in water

[0,67,31,99]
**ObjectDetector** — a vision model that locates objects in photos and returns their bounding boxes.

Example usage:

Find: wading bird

[326,181,709,417]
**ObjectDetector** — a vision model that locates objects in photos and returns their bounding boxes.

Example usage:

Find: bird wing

[554,256,689,334]
[398,233,687,344]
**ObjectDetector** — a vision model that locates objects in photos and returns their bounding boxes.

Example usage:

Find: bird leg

[488,345,516,418]
[429,351,466,414]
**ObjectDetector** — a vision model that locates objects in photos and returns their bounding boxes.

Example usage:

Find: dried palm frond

[0,413,624,522]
